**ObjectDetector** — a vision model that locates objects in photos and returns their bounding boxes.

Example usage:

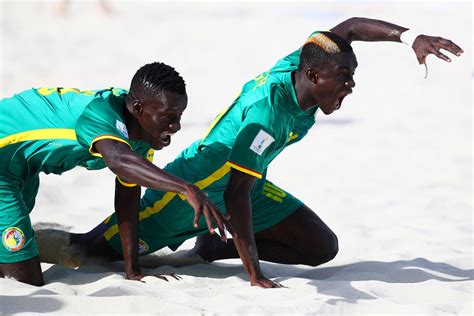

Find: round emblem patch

[138,239,149,254]
[2,227,26,252]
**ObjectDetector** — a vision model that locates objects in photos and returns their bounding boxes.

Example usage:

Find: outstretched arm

[224,169,283,288]
[330,17,463,64]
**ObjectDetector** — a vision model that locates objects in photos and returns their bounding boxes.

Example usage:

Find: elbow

[343,17,366,26]
[335,17,365,42]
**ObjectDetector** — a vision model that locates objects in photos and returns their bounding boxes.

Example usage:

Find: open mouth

[160,133,172,146]
[335,95,345,110]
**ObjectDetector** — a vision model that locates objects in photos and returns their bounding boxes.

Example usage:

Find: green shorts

[0,173,39,263]
[102,176,303,256]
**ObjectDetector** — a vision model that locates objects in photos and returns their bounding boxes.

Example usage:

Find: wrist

[400,29,420,47]
[125,266,141,276]
[183,183,199,196]
[248,268,265,282]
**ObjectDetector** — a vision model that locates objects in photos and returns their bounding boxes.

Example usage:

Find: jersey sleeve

[75,97,132,157]
[226,101,284,179]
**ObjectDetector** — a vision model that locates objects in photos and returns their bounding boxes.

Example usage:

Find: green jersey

[0,87,151,180]
[103,47,314,253]
[0,86,152,263]
[143,46,317,201]
[201,47,316,178]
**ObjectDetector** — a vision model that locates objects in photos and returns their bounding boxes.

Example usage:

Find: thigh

[255,204,338,255]
[0,176,39,264]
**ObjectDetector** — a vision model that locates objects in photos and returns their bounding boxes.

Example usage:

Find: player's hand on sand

[251,278,286,289]
[412,35,463,64]
[185,184,235,241]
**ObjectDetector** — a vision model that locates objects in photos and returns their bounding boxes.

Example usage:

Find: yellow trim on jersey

[287,131,298,142]
[199,108,230,146]
[0,128,77,149]
[199,89,242,146]
[89,135,131,157]
[116,176,137,187]
[195,164,230,190]
[37,87,95,96]
[103,215,112,224]
[103,191,178,241]
[178,163,231,200]
[263,182,286,197]
[225,161,262,179]
[253,71,270,91]
[263,182,286,203]
[263,192,283,203]
[146,148,154,162]
[104,163,232,240]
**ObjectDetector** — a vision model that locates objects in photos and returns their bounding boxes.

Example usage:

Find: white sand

[0,0,472,314]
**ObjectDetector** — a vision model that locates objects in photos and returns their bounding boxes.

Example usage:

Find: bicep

[225,167,257,197]
[95,139,133,161]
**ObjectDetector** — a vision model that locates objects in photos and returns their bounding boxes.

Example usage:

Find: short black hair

[299,31,354,71]
[128,62,186,102]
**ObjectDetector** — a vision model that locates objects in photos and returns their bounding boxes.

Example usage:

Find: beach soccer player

[56,17,462,288]
[0,62,230,286]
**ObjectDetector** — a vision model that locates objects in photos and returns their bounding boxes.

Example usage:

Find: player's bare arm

[95,139,232,280]
[330,17,463,64]
[113,179,142,280]
[224,169,282,288]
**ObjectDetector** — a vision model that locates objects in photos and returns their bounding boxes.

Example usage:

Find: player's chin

[151,135,171,150]
[151,141,165,150]
[320,106,335,115]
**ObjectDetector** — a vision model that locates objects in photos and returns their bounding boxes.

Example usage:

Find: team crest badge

[138,239,149,254]
[2,227,26,252]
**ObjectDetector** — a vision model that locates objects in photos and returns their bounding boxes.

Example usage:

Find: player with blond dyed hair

[53,17,462,288]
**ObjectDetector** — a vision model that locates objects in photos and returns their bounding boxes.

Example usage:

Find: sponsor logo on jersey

[2,227,26,252]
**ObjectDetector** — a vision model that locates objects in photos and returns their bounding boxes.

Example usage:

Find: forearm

[108,152,193,195]
[224,191,264,282]
[331,17,408,43]
[114,181,141,277]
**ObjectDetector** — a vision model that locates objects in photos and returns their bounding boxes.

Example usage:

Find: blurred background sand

[0,1,472,314]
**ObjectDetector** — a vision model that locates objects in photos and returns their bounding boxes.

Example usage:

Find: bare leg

[190,205,338,267]
[35,222,121,268]
[0,256,44,286]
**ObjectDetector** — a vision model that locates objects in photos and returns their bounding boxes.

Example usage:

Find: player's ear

[306,68,318,84]
[132,100,144,116]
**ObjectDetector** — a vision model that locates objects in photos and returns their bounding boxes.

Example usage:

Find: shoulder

[81,90,126,121]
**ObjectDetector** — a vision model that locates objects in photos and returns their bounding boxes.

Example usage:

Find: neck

[293,70,317,111]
